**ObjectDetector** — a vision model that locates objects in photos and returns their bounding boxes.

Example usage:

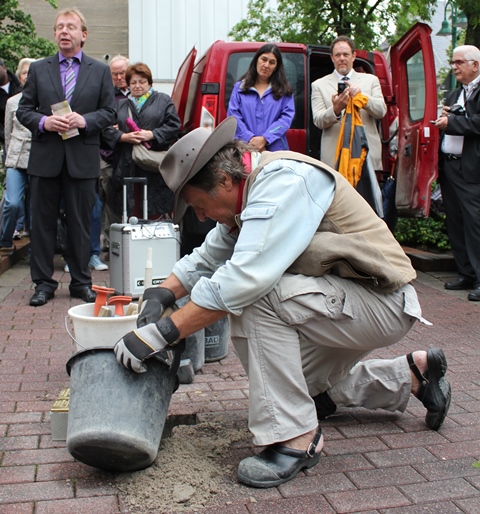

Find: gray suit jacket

[4,93,31,169]
[17,52,115,179]
[311,70,386,170]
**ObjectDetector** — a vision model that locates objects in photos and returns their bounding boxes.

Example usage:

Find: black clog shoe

[237,427,322,488]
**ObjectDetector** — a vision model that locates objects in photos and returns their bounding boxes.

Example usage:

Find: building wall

[128,0,250,84]
[20,0,252,93]
[19,0,129,65]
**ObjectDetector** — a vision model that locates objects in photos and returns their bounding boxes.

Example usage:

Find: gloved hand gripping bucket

[65,343,183,472]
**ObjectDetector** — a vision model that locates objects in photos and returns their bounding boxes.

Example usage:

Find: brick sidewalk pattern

[0,255,479,513]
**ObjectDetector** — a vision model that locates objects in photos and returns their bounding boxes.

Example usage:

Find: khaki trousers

[230,273,420,445]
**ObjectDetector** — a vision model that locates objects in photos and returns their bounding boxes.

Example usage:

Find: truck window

[405,50,426,122]
[224,52,305,130]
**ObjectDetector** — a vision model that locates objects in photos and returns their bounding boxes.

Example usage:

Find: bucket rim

[67,303,138,321]
[66,346,116,376]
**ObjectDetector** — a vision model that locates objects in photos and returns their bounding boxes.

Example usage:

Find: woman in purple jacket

[227,44,295,152]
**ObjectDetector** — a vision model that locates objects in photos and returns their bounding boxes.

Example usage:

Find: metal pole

[451,2,457,90]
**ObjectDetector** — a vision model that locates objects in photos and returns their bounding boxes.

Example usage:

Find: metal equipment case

[109,178,180,297]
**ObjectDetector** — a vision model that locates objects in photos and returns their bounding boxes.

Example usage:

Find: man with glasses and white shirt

[432,45,480,301]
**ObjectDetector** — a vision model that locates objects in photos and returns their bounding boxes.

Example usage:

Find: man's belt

[444,153,461,161]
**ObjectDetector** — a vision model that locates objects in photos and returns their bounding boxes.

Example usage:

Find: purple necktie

[64,58,76,103]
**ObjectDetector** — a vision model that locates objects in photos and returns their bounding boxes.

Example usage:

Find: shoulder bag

[128,107,167,172]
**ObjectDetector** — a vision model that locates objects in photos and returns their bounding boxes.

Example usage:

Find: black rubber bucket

[204,316,230,362]
[65,345,182,472]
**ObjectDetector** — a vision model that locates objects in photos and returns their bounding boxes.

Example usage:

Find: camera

[449,104,465,116]
[338,81,348,94]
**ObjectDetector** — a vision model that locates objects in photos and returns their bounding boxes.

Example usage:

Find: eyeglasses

[111,71,126,77]
[449,59,474,68]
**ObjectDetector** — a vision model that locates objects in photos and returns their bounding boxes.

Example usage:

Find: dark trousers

[438,157,480,284]
[29,165,96,294]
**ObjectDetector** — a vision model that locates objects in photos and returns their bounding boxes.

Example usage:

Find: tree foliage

[230,0,436,50]
[0,0,58,72]
[456,0,480,48]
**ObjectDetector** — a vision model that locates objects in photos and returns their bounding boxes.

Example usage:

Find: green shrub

[395,213,451,252]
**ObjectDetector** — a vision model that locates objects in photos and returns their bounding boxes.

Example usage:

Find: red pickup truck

[171,23,439,218]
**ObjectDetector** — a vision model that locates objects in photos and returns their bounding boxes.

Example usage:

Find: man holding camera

[432,45,480,301]
[311,36,386,171]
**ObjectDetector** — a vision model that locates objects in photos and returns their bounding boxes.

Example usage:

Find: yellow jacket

[335,93,369,187]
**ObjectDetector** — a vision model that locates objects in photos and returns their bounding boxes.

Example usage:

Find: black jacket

[17,53,116,179]
[442,84,480,183]
[102,90,181,217]
[0,70,22,144]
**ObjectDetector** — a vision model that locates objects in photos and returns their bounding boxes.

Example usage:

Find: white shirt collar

[333,70,353,81]
[464,74,480,96]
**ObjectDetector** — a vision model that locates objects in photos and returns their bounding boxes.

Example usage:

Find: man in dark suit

[432,45,480,301]
[17,8,115,306]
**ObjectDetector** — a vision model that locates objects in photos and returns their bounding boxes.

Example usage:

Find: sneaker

[89,254,108,271]
[13,230,22,240]
[64,263,70,273]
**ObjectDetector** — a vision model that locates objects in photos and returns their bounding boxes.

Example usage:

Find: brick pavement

[0,254,479,513]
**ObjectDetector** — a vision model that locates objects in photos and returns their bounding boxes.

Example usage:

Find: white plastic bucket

[66,303,138,350]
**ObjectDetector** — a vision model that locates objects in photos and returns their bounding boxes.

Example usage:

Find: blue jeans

[90,192,102,257]
[0,167,28,247]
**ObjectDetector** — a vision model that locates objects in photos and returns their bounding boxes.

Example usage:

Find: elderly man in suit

[17,7,115,306]
[311,36,386,172]
[432,45,480,302]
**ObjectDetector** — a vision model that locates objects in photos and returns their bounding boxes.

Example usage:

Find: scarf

[129,88,153,112]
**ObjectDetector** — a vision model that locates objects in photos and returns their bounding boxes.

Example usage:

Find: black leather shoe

[70,286,97,303]
[29,290,54,307]
[237,428,322,488]
[408,349,451,431]
[312,391,337,420]
[444,276,475,290]
[467,287,480,301]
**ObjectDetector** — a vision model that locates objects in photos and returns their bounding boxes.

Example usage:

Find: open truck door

[171,46,197,130]
[391,22,439,217]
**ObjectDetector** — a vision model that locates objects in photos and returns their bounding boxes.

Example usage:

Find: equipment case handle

[122,177,148,223]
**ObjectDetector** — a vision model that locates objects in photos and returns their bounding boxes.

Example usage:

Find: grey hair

[187,140,251,193]
[16,58,36,78]
[110,54,129,66]
[454,45,480,62]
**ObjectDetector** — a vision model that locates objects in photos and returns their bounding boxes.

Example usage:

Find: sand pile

[116,415,252,513]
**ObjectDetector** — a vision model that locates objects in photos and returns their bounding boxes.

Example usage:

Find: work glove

[114,316,181,373]
[137,287,176,328]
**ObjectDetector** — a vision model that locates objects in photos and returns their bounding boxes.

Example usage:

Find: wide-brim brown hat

[160,117,237,223]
